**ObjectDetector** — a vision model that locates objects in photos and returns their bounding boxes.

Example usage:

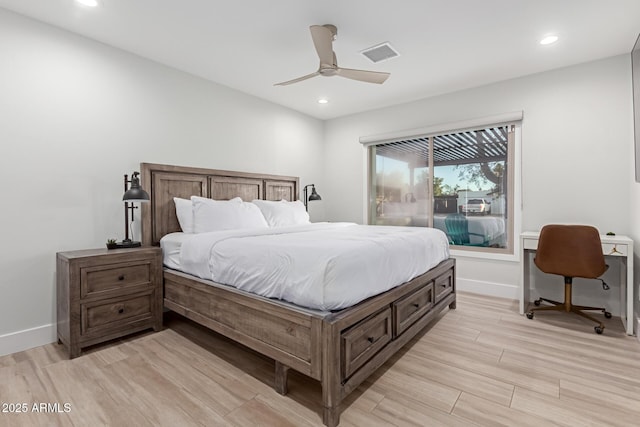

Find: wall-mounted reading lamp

[303,184,322,212]
[118,171,149,248]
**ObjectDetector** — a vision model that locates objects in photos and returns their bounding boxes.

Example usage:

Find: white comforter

[179,223,450,311]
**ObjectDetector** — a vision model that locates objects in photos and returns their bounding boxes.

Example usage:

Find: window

[366,123,517,255]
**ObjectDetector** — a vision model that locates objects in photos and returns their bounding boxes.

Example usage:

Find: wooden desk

[520,231,634,335]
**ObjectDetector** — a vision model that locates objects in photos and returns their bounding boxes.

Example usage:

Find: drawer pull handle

[412,303,420,309]
[118,275,125,281]
[118,308,124,314]
[367,336,378,344]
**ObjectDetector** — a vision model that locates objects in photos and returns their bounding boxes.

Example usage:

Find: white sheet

[160,232,196,270]
[178,223,450,311]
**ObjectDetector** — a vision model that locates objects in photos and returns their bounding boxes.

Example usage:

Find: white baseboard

[456,277,519,300]
[0,324,56,357]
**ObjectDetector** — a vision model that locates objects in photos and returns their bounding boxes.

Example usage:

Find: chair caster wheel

[604,311,612,319]
[526,312,534,319]
[594,326,604,334]
[534,299,541,306]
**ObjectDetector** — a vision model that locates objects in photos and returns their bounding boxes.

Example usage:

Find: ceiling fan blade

[309,25,335,66]
[274,71,320,86]
[335,67,390,84]
[276,24,391,86]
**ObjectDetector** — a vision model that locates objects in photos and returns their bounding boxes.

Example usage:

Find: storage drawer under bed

[434,269,454,303]
[392,282,434,337]
[341,307,392,380]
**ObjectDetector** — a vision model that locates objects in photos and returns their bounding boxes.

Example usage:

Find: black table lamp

[303,184,322,211]
[118,171,149,248]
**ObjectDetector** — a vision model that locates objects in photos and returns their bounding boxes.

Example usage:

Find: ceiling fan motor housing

[319,67,337,76]
[323,24,337,40]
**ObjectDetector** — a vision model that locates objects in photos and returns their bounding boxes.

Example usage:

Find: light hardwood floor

[1,292,639,427]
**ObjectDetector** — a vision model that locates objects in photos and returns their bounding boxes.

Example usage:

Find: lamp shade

[122,172,150,202]
[308,186,322,201]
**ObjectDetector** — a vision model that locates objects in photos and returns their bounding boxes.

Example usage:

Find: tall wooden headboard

[140,163,299,246]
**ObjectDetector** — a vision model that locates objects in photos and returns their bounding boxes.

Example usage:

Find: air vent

[360,42,399,63]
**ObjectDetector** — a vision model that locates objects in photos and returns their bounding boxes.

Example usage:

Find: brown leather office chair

[526,224,611,334]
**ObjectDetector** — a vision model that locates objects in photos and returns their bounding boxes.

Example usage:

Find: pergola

[374,126,508,168]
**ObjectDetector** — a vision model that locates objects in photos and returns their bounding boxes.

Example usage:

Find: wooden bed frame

[140,162,456,427]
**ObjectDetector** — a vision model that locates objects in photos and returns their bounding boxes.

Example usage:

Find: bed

[140,162,456,427]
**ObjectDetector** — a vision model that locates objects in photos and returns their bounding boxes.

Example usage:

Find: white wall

[630,147,640,338]
[0,9,324,355]
[323,55,633,313]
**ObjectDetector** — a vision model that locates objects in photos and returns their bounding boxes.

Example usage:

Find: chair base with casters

[526,276,612,334]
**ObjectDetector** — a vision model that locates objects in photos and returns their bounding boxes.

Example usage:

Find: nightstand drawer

[81,261,151,298]
[81,291,154,336]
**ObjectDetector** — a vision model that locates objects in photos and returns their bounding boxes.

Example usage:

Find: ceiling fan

[275,24,390,86]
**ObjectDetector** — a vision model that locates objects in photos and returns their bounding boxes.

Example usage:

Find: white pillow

[192,196,267,232]
[251,199,310,228]
[174,196,243,233]
[191,196,242,204]
[173,197,195,233]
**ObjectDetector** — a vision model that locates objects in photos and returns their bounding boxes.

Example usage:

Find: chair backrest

[445,213,470,245]
[534,224,607,279]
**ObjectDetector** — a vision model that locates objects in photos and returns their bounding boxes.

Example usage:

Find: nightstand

[56,246,163,358]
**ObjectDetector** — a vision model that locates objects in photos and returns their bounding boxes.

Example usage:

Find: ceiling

[1,0,639,120]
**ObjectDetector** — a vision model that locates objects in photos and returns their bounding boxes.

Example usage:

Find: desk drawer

[601,243,627,257]
[522,238,538,250]
[341,308,391,380]
[393,283,434,337]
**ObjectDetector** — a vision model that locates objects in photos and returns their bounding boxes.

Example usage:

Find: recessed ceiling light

[76,0,99,7]
[318,98,329,104]
[540,35,559,45]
